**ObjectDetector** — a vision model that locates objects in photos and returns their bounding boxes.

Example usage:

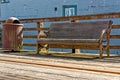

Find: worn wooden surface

[0,53,119,80]
[37,21,112,58]
[48,21,111,39]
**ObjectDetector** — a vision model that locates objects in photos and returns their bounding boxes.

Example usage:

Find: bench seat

[38,38,100,44]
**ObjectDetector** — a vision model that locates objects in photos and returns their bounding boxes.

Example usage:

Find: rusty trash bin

[2,17,23,51]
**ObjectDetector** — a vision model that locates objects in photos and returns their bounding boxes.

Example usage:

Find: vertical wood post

[71,20,80,54]
[37,22,43,34]
[36,22,43,54]
[37,22,48,53]
[37,22,46,38]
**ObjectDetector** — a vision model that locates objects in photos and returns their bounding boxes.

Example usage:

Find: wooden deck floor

[0,51,119,80]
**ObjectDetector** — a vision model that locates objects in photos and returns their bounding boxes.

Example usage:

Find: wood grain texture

[37,20,112,58]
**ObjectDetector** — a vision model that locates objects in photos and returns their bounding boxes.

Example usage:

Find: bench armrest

[99,29,108,44]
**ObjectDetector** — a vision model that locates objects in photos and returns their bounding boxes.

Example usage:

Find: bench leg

[36,43,40,54]
[37,43,49,54]
[100,45,103,58]
[72,49,80,54]
[37,49,40,54]
[72,49,75,53]
[106,46,110,57]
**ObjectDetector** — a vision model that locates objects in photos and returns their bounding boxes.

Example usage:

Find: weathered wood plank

[0,12,120,23]
[112,25,120,29]
[110,45,120,49]
[38,36,47,38]
[23,28,37,31]
[38,41,99,45]
[110,35,120,39]
[48,44,99,49]
[20,12,120,23]
[49,21,111,39]
[23,43,36,46]
[0,26,49,32]
[37,27,49,30]
[23,35,37,38]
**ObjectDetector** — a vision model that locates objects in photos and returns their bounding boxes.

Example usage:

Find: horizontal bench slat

[48,44,99,49]
[38,39,99,43]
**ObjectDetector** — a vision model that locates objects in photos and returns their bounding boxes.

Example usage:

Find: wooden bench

[37,20,113,58]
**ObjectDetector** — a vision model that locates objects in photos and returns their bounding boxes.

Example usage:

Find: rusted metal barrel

[2,17,23,51]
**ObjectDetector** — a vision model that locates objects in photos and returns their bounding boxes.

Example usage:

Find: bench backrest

[48,21,112,39]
